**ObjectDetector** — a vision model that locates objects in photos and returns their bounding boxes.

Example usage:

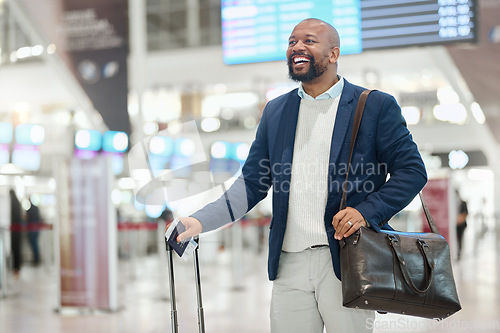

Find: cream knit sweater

[282,97,341,252]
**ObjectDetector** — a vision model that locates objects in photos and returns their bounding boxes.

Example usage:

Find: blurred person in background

[26,198,42,266]
[172,18,426,333]
[9,189,23,278]
[456,190,468,260]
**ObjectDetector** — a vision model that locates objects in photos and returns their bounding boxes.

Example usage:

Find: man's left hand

[332,207,367,240]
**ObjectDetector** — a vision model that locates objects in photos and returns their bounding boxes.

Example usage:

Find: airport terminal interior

[1,0,500,332]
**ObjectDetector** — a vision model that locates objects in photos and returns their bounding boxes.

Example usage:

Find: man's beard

[288,54,328,82]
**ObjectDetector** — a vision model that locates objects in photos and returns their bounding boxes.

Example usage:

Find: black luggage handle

[193,236,205,333]
[165,240,179,333]
[166,236,205,333]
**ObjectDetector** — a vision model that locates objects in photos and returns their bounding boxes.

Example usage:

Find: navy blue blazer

[192,79,427,281]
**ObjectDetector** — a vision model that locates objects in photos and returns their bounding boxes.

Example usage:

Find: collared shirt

[297,76,344,100]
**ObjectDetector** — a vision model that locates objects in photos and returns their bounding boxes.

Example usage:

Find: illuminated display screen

[15,124,45,145]
[75,129,102,151]
[102,131,129,153]
[222,0,476,65]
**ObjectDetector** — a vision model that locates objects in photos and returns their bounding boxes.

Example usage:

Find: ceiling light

[143,122,159,135]
[31,45,44,56]
[437,86,459,104]
[47,44,56,54]
[470,102,485,124]
[16,46,31,59]
[433,103,467,124]
[210,141,228,159]
[448,150,469,169]
[243,116,257,129]
[401,106,421,125]
[201,118,221,132]
[149,136,166,155]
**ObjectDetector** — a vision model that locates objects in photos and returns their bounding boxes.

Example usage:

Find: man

[10,189,23,278]
[455,190,468,260]
[175,18,427,333]
[27,199,42,265]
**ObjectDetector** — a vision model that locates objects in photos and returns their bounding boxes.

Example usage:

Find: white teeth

[293,57,310,64]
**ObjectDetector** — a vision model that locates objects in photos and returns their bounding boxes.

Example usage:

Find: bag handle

[339,90,440,234]
[388,235,435,294]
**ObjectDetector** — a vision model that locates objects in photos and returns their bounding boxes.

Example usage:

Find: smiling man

[287,18,340,88]
[175,18,427,333]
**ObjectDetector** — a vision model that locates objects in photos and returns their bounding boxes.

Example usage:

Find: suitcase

[165,236,205,333]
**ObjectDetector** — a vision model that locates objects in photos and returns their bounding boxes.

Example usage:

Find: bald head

[286,17,341,87]
[296,18,340,49]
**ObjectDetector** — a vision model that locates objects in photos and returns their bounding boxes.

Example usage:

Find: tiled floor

[1,227,499,333]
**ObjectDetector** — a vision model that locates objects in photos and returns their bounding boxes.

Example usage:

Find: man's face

[286,21,336,83]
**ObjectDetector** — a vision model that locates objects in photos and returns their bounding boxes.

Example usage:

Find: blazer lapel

[278,90,301,222]
[280,91,301,168]
[329,79,355,171]
[325,80,355,222]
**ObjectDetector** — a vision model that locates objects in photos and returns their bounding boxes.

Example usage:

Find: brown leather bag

[339,90,461,320]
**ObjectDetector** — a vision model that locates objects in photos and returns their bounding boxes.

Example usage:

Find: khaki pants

[271,247,374,333]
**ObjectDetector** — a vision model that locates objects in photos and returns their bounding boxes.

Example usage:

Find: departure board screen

[221,0,476,65]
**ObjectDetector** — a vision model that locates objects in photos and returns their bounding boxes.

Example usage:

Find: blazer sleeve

[354,94,427,231]
[190,105,273,232]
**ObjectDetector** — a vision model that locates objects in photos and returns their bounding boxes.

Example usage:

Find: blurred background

[0,0,499,332]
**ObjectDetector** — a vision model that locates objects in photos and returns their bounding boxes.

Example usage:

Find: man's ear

[329,47,340,64]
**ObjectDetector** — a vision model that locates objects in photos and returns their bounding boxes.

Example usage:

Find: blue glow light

[103,131,129,153]
[210,141,231,159]
[145,204,165,218]
[75,129,102,151]
[174,138,195,157]
[0,123,13,144]
[150,135,174,157]
[15,124,45,145]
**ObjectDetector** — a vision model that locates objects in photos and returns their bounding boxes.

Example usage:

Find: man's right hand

[173,217,203,242]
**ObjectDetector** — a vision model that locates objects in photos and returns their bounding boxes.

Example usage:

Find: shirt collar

[298,76,344,100]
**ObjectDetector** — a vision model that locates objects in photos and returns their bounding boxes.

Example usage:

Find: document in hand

[165,218,197,259]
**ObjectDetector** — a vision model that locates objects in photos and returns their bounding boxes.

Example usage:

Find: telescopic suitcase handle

[165,236,205,333]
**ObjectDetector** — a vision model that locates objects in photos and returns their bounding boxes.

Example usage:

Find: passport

[165,219,196,258]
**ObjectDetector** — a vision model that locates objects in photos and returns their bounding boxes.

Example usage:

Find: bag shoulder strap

[339,89,373,210]
[339,90,440,234]
[419,192,440,234]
